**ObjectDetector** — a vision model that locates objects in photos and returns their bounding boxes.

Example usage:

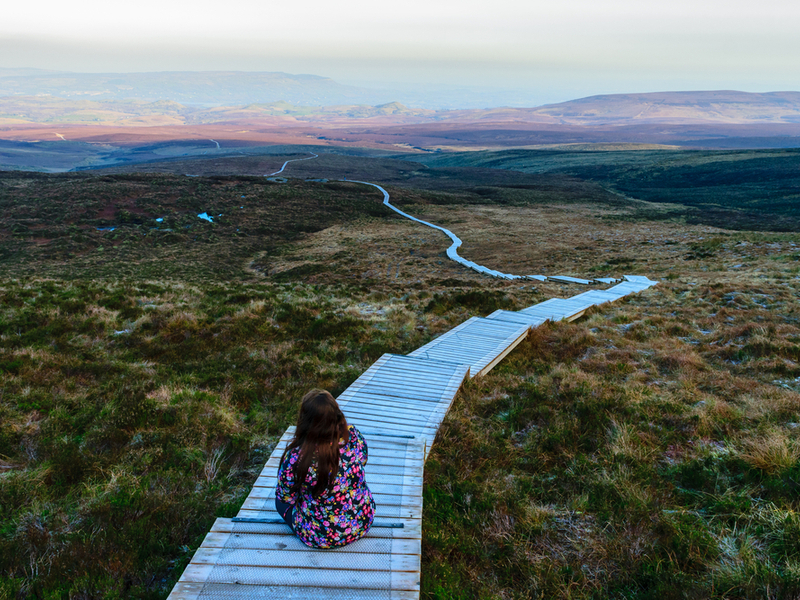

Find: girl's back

[277,423,375,548]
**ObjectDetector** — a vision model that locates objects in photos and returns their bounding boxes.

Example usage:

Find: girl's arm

[354,426,368,466]
[275,451,298,504]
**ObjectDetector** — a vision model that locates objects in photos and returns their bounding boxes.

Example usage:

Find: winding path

[266,152,319,176]
[167,151,658,600]
[263,152,555,280]
[350,180,528,280]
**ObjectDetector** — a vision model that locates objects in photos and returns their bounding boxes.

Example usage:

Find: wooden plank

[531,298,571,308]
[340,387,459,406]
[267,442,425,464]
[423,332,514,349]
[263,454,423,477]
[242,489,422,517]
[377,357,469,376]
[415,334,505,356]
[169,582,419,600]
[190,546,420,572]
[411,341,504,359]
[239,497,417,519]
[420,319,526,342]
[340,395,450,417]
[262,460,422,480]
[242,489,422,514]
[340,398,450,419]
[253,477,421,499]
[569,291,618,303]
[212,517,420,533]
[260,438,425,468]
[244,484,421,506]
[268,435,424,458]
[408,340,501,357]
[460,319,532,334]
[351,363,467,386]
[253,468,423,487]
[239,491,417,516]
[345,357,468,390]
[345,384,459,405]
[342,407,443,431]
[178,563,420,591]
[410,344,505,361]
[347,354,467,387]
[361,367,466,385]
[352,366,466,383]
[345,418,437,439]
[485,309,549,325]
[470,327,530,378]
[349,370,461,388]
[381,353,467,370]
[412,320,515,347]
[518,307,572,320]
[548,275,592,285]
[623,275,657,285]
[198,531,420,555]
[345,374,463,398]
[232,512,422,536]
[347,383,460,404]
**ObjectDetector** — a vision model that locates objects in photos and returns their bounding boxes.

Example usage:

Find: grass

[415,148,800,232]
[0,278,490,598]
[2,151,800,597]
[422,283,800,599]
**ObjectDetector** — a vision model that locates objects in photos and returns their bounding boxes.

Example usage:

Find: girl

[275,389,376,548]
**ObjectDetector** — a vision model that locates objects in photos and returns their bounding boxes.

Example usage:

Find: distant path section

[348,180,520,280]
[266,152,319,176]
[266,152,629,284]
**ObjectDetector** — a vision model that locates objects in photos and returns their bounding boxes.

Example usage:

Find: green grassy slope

[412,148,800,231]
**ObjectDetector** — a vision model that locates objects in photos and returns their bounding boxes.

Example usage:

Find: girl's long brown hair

[281,389,348,499]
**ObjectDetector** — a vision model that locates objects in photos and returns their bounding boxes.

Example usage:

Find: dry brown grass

[740,429,800,474]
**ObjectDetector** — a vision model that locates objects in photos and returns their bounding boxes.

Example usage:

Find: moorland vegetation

[1,151,799,598]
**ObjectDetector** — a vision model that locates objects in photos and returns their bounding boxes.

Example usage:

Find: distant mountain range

[532,91,800,124]
[0,69,393,107]
[2,71,800,158]
[0,69,799,126]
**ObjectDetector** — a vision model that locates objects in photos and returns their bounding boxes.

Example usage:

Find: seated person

[275,389,375,549]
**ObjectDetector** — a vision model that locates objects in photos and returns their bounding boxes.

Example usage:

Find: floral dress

[276,424,376,549]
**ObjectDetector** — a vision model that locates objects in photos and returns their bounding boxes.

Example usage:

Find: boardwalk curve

[168,156,658,598]
[169,278,658,599]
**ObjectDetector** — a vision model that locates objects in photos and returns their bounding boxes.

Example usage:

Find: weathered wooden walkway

[168,276,656,599]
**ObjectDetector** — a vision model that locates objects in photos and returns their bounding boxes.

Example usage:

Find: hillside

[0,70,392,106]
[532,90,800,124]
[1,157,800,597]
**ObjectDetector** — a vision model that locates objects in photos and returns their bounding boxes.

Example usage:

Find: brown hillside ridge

[3,77,800,154]
[3,91,800,129]
[534,90,800,124]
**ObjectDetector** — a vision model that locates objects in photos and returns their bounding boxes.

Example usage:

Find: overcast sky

[2,0,799,106]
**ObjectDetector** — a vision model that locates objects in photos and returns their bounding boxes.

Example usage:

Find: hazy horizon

[3,0,799,108]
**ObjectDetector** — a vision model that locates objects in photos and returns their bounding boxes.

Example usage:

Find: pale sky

[2,0,799,106]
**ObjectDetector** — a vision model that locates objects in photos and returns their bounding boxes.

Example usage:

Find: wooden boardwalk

[169,278,657,599]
